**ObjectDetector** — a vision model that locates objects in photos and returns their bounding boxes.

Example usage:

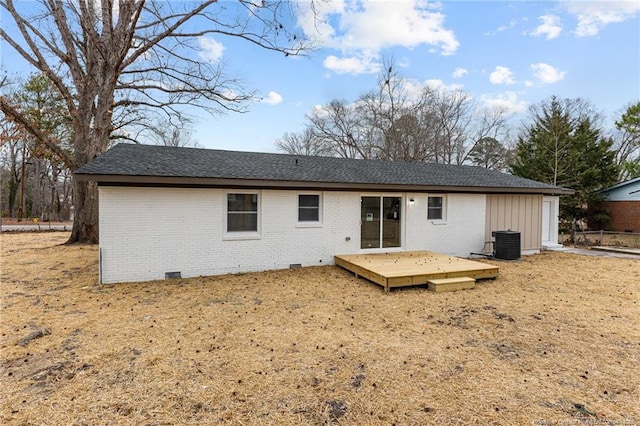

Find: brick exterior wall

[404,193,486,256]
[98,187,489,283]
[602,201,640,232]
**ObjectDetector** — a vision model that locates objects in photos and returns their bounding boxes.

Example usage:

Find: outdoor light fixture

[409,198,415,206]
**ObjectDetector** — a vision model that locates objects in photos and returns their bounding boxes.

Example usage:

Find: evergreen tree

[614,101,640,179]
[510,96,619,229]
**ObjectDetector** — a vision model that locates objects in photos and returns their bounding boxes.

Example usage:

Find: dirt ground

[1,233,639,425]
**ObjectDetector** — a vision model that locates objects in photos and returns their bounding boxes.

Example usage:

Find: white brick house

[75,144,570,284]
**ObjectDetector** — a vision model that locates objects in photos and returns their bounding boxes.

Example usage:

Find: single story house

[75,144,571,284]
[591,178,640,232]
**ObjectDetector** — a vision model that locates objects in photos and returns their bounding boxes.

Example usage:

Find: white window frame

[296,192,323,228]
[224,191,262,240]
[427,195,447,224]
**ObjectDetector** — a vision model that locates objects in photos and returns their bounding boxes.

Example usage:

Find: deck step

[427,277,476,293]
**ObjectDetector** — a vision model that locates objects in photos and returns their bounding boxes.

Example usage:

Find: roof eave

[75,173,572,195]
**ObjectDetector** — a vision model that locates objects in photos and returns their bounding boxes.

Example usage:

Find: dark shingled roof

[75,143,571,194]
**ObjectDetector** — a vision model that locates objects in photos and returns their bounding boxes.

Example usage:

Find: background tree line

[276,61,514,170]
[276,62,638,230]
[0,73,199,221]
[1,0,310,241]
[0,1,637,239]
[1,63,638,231]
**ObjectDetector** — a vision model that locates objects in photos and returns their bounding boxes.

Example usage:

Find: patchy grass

[1,233,639,425]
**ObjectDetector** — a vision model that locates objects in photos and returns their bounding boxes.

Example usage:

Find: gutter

[74,173,573,195]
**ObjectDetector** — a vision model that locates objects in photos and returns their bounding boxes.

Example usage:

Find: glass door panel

[382,197,401,248]
[361,196,381,249]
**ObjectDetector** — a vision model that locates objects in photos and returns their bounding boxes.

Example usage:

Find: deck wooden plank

[335,251,498,292]
[427,276,476,292]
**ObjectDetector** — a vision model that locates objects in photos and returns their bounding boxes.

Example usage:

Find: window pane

[298,195,320,222]
[228,193,258,232]
[427,196,443,220]
[228,212,257,232]
[299,207,319,222]
[299,195,319,208]
[382,197,401,248]
[428,196,442,209]
[361,196,381,249]
[228,194,257,212]
[427,209,442,220]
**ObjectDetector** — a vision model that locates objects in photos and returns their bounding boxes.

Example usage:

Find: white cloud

[401,78,464,100]
[296,0,345,46]
[480,91,527,114]
[261,91,283,105]
[563,1,640,37]
[489,66,516,85]
[531,63,566,84]
[198,36,224,63]
[298,0,459,75]
[323,54,381,75]
[484,20,517,36]
[452,67,468,78]
[531,15,562,39]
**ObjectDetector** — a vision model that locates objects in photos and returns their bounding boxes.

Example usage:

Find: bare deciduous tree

[275,128,331,156]
[144,119,200,148]
[306,99,373,159]
[0,118,25,217]
[276,59,512,166]
[0,0,313,243]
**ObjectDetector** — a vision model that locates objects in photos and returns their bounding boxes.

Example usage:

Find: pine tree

[510,96,619,229]
[614,101,640,179]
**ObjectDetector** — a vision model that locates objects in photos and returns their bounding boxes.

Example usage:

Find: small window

[427,196,444,220]
[227,193,258,232]
[298,194,320,222]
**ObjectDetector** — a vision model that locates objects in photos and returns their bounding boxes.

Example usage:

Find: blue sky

[192,0,639,153]
[2,1,639,154]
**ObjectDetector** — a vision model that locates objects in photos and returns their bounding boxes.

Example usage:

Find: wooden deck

[334,251,499,293]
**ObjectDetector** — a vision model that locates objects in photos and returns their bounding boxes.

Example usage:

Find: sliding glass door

[361,196,401,249]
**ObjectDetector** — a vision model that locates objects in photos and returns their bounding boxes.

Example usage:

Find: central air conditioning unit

[492,230,521,260]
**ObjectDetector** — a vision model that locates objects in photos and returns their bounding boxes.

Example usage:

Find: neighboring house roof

[597,177,640,201]
[75,143,572,195]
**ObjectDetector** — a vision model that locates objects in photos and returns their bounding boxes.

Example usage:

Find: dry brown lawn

[1,233,639,425]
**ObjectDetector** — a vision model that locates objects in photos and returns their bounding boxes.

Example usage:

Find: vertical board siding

[485,194,542,252]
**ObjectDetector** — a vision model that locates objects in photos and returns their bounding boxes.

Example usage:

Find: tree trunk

[66,122,104,244]
[8,178,18,218]
[32,158,42,218]
[67,179,98,244]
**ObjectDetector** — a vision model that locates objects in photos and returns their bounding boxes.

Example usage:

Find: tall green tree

[614,101,640,180]
[15,74,73,220]
[1,74,72,220]
[510,96,619,228]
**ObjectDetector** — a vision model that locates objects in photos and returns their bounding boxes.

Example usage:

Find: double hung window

[227,193,258,232]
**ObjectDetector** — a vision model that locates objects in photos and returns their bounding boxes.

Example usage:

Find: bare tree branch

[1,0,317,242]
